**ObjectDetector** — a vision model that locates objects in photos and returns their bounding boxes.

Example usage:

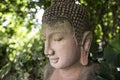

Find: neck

[57,62,84,79]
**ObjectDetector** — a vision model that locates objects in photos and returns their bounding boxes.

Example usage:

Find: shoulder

[89,63,100,70]
[87,63,100,80]
[44,63,55,80]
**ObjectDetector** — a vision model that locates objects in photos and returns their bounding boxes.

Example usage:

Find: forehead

[41,21,73,35]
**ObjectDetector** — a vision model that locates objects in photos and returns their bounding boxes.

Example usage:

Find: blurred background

[0,0,120,80]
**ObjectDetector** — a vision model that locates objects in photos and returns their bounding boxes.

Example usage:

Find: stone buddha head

[41,0,92,69]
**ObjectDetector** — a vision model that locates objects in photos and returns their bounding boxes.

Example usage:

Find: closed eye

[54,37,63,41]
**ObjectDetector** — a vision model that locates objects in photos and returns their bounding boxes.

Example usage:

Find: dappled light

[0,0,120,80]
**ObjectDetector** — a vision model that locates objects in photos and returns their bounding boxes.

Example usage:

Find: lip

[49,58,59,63]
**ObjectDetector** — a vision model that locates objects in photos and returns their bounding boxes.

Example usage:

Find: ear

[80,31,93,66]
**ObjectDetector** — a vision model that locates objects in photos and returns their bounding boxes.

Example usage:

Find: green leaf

[0,63,11,79]
[104,39,120,67]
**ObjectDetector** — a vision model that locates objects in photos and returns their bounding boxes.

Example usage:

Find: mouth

[49,58,59,63]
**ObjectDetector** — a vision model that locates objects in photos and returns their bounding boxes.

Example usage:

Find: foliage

[93,38,120,80]
[0,0,120,80]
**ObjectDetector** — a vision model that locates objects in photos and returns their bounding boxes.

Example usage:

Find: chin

[50,62,60,68]
[51,64,62,69]
[51,63,69,69]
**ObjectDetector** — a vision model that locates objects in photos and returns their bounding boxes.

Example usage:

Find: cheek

[54,41,79,56]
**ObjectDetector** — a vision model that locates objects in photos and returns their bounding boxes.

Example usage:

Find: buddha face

[42,21,81,69]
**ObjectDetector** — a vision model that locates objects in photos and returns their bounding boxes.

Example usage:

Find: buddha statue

[41,0,99,80]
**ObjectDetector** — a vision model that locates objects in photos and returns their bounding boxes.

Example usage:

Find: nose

[44,40,54,57]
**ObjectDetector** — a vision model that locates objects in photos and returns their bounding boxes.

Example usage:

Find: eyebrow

[41,32,65,38]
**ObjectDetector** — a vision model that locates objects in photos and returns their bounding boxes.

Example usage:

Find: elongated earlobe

[80,31,92,66]
[80,47,89,65]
